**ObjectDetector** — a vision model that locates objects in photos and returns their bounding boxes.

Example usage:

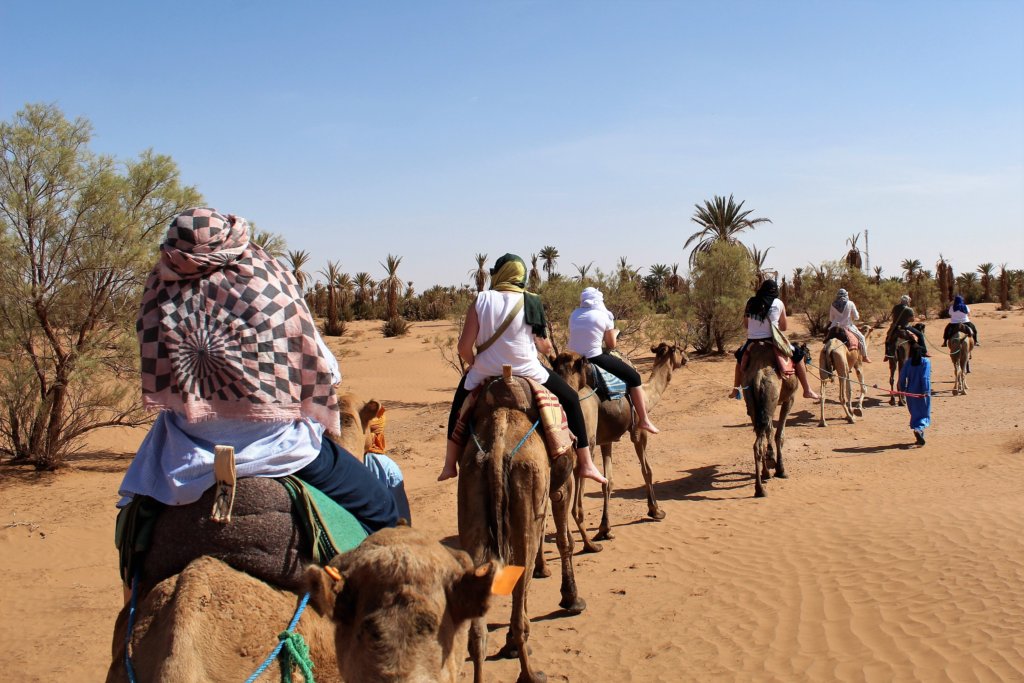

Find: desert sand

[2,305,1023,682]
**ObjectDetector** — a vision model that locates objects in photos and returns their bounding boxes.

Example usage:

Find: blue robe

[898,357,932,431]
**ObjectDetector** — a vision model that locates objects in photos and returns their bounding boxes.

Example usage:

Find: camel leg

[551,480,586,614]
[844,372,855,424]
[572,470,602,554]
[753,434,766,498]
[762,421,774,480]
[818,376,827,427]
[854,364,865,416]
[775,395,794,479]
[594,444,615,542]
[888,362,897,406]
[533,522,550,579]
[469,617,488,683]
[632,434,663,520]
[498,472,546,683]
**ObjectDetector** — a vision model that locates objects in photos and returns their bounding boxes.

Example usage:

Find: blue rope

[245,592,311,683]
[125,572,139,683]
[470,419,541,458]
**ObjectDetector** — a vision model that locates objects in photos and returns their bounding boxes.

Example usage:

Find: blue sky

[3,1,1022,288]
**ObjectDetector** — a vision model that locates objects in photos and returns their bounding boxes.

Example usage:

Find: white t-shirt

[568,307,614,358]
[746,298,784,340]
[464,290,549,391]
[829,301,860,329]
[949,305,970,324]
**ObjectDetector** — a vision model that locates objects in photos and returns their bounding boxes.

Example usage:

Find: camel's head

[651,342,688,370]
[306,525,495,683]
[549,351,591,390]
[336,393,383,456]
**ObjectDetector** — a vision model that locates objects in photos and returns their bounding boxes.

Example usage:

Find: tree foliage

[684,242,754,354]
[0,104,201,469]
[684,194,771,268]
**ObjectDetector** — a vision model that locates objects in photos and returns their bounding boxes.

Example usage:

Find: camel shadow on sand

[614,464,752,503]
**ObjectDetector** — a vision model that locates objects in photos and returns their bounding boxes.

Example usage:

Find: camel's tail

[486,410,514,564]
[751,370,779,436]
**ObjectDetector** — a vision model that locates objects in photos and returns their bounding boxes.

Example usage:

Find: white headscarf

[579,286,614,322]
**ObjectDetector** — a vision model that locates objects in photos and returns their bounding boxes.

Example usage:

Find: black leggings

[588,353,641,388]
[944,322,978,341]
[447,372,589,449]
[294,437,399,534]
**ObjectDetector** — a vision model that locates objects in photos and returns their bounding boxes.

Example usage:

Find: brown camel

[334,392,382,458]
[741,340,798,498]
[887,324,925,407]
[458,369,584,683]
[106,525,495,683]
[553,343,686,552]
[818,326,873,426]
[949,329,974,395]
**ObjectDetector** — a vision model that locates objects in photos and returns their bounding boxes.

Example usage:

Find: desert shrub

[382,316,410,337]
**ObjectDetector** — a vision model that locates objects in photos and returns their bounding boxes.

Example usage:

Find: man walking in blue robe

[898,327,931,445]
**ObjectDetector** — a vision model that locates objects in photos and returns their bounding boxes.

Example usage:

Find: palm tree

[319,261,344,335]
[539,245,560,280]
[286,249,311,291]
[528,254,542,290]
[684,194,772,268]
[998,263,1011,310]
[873,266,883,284]
[469,253,488,292]
[901,258,922,283]
[616,256,639,284]
[572,262,593,283]
[666,263,686,293]
[792,267,804,298]
[845,233,863,271]
[251,227,287,258]
[335,271,354,312]
[380,254,403,319]
[978,262,995,302]
[354,272,375,319]
[747,244,774,284]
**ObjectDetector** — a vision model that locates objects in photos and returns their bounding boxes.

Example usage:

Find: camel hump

[482,374,534,412]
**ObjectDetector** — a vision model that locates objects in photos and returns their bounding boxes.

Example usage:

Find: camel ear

[449,561,496,623]
[304,564,346,617]
[358,400,382,431]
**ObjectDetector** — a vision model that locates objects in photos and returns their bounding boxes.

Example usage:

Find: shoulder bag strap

[475,294,524,356]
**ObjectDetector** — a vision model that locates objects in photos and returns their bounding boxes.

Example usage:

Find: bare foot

[437,465,458,481]
[804,391,821,400]
[863,358,873,363]
[728,389,739,399]
[638,421,660,434]
[576,462,608,485]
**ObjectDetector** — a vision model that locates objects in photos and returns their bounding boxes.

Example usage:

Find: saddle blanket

[594,365,627,400]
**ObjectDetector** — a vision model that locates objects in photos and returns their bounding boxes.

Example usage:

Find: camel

[552,343,686,552]
[458,368,584,683]
[818,326,873,426]
[949,328,974,395]
[106,525,495,683]
[334,392,382,457]
[887,324,925,406]
[741,340,798,498]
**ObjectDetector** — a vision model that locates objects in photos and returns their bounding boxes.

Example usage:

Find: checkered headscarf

[137,208,340,432]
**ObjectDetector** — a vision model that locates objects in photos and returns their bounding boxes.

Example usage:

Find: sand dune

[2,305,1023,682]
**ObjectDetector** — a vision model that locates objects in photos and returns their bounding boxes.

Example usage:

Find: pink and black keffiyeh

[137,208,340,433]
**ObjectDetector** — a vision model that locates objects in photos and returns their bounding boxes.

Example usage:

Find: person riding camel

[117,208,399,534]
[437,253,606,485]
[729,279,820,401]
[942,295,980,347]
[884,294,920,360]
[567,286,659,434]
[827,288,872,362]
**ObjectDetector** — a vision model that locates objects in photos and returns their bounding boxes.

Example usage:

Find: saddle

[115,463,367,598]
[949,322,972,336]
[738,339,795,377]
[586,364,628,402]
[824,326,859,352]
[451,367,575,459]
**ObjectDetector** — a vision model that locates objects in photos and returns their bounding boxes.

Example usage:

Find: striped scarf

[137,208,340,432]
